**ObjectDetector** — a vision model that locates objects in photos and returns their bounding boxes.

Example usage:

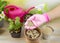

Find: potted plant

[24,13,33,22]
[29,4,48,14]
[24,4,48,22]
[24,28,42,43]
[0,12,5,27]
[0,0,8,14]
[8,17,23,38]
[41,26,54,39]
[0,0,8,27]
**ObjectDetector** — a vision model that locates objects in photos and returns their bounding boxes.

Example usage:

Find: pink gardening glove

[24,13,50,30]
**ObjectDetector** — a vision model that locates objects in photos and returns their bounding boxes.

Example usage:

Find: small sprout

[8,17,23,32]
[0,0,7,21]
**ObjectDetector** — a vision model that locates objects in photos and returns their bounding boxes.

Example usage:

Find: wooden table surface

[0,18,60,43]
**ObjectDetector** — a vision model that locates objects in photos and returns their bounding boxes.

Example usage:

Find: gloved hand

[24,13,50,30]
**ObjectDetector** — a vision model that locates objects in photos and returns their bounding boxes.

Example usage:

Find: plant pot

[0,20,4,28]
[24,28,42,43]
[24,13,33,22]
[41,26,54,40]
[10,28,22,38]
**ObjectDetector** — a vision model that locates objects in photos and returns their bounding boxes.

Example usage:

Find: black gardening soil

[10,28,22,38]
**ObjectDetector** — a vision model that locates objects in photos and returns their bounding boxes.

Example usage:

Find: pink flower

[24,13,50,30]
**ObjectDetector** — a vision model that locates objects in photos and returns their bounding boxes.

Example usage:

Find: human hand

[24,13,50,30]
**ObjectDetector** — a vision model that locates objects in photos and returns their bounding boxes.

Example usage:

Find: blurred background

[5,0,60,10]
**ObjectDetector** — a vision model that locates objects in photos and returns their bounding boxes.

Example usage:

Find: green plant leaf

[8,19,13,22]
[4,16,8,21]
[0,0,8,14]
[15,17,22,30]
[44,4,48,12]
[1,1,7,11]
[29,9,37,14]
[8,24,14,31]
[29,4,48,14]
[0,11,2,14]
[8,19,14,31]
[36,10,43,14]
[8,17,23,31]
[0,18,2,21]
